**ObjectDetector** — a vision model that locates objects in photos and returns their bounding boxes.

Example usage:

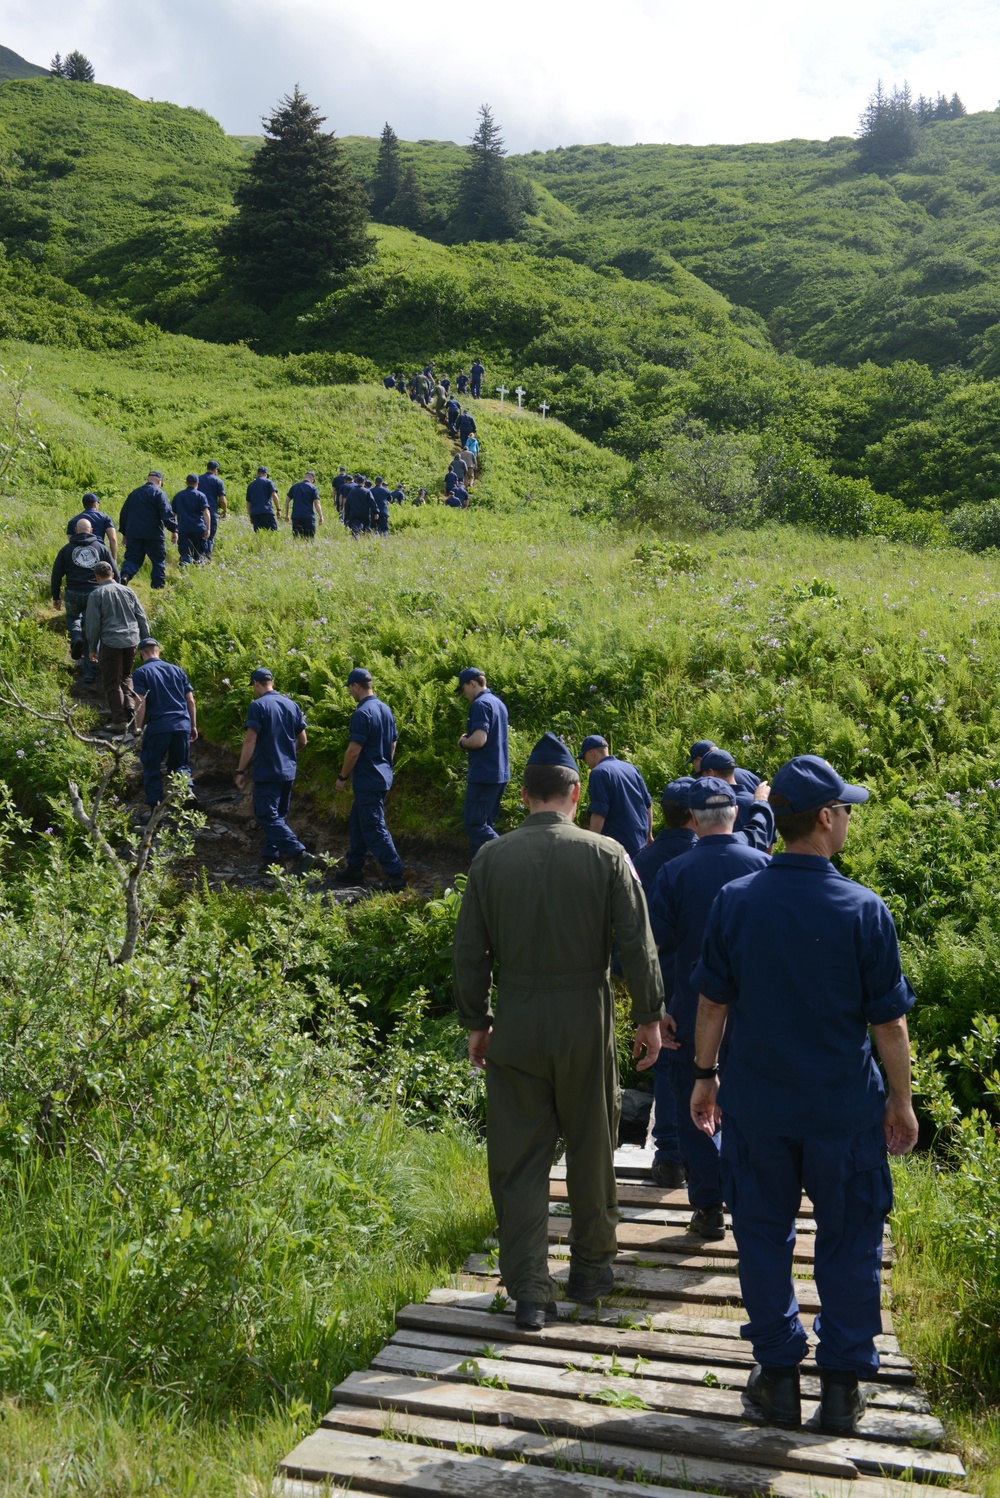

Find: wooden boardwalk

[277,1145,972,1497]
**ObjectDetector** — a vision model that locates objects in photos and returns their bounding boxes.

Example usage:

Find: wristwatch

[692,1063,720,1080]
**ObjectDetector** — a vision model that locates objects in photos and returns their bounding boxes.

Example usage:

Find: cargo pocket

[846,1129,894,1226]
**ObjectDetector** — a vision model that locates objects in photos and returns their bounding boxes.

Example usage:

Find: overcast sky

[8,0,1000,148]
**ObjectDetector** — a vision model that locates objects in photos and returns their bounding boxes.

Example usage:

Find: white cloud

[6,0,1000,148]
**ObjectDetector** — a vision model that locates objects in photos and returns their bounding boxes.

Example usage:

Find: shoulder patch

[624,853,642,883]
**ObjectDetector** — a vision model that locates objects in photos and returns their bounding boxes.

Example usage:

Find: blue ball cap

[457,666,485,689]
[138,636,159,650]
[661,775,697,807]
[687,739,716,763]
[250,667,273,684]
[526,732,579,772]
[688,776,737,810]
[347,667,373,687]
[579,734,608,755]
[700,748,736,775]
[770,755,869,814]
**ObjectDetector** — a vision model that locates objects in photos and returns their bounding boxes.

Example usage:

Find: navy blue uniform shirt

[632,827,697,892]
[445,493,464,508]
[287,481,320,520]
[458,413,477,437]
[119,484,177,540]
[172,487,209,534]
[734,766,760,795]
[693,852,916,1138]
[333,472,352,497]
[132,659,193,733]
[587,755,652,859]
[349,696,397,795]
[649,835,769,1040]
[391,487,405,504]
[734,791,775,846]
[198,473,226,514]
[344,486,377,527]
[67,509,115,542]
[371,485,391,516]
[444,471,458,493]
[246,691,306,782]
[465,690,510,784]
[246,477,278,515]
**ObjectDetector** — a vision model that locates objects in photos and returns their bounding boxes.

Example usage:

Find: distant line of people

[384,358,486,404]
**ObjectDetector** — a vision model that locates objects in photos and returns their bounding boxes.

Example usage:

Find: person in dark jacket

[469,358,485,398]
[235,667,315,876]
[371,478,392,536]
[246,467,280,532]
[197,461,227,557]
[458,409,477,448]
[445,397,461,436]
[700,748,776,850]
[119,472,177,589]
[344,477,377,536]
[172,476,211,565]
[66,493,117,558]
[285,472,324,538]
[51,521,120,682]
[132,639,198,807]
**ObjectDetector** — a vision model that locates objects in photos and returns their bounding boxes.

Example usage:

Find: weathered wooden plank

[330,1369,963,1481]
[463,1253,825,1310]
[598,1203,820,1234]
[398,1302,917,1386]
[427,1286,902,1351]
[551,1177,816,1217]
[390,1314,927,1411]
[372,1341,943,1450]
[549,1217,892,1266]
[322,1403,857,1494]
[541,1239,853,1282]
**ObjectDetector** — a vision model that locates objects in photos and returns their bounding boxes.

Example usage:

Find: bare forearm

[590,812,606,834]
[694,996,730,1067]
[872,1015,912,1100]
[236,728,257,774]
[338,742,362,778]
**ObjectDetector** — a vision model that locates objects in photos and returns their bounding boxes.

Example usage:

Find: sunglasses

[828,801,854,816]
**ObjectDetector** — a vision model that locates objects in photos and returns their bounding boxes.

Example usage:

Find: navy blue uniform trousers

[721,1112,892,1374]
[464,781,506,857]
[654,1050,721,1204]
[253,779,305,864]
[347,792,403,878]
[251,513,277,532]
[122,537,167,589]
[140,730,191,803]
[177,529,206,564]
[206,512,219,556]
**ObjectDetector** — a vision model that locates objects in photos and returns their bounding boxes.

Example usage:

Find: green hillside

[0,43,47,82]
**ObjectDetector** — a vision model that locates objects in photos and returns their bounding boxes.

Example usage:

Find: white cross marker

[515,385,526,410]
[497,383,508,407]
[539,401,550,419]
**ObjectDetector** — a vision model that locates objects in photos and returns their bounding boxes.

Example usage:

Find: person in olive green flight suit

[452,731,666,1332]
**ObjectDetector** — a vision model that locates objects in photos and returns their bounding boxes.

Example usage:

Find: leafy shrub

[945,497,1000,551]
[280,350,380,386]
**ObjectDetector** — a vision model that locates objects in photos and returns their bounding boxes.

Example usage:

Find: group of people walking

[450,710,918,1441]
[384,358,486,405]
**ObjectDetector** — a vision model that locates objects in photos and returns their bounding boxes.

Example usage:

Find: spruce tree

[219,86,373,309]
[63,50,96,82]
[949,92,967,119]
[371,122,402,217]
[856,81,919,171]
[389,163,430,230]
[454,104,525,242]
[49,53,65,78]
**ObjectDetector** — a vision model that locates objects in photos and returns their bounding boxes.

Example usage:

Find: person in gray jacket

[85,562,150,728]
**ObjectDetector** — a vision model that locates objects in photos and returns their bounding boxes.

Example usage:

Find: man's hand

[884,1095,919,1156]
[633,1022,662,1071]
[753,780,770,802]
[89,652,98,664]
[457,734,466,749]
[659,1014,682,1051]
[170,533,178,547]
[468,1027,492,1070]
[53,599,63,612]
[691,1076,721,1136]
[189,727,199,743]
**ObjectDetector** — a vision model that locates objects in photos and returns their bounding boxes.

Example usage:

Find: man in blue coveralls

[172,475,211,565]
[66,493,118,558]
[648,776,769,1235]
[371,477,392,536]
[119,471,178,589]
[344,476,377,536]
[690,754,918,1434]
[132,639,197,809]
[235,668,315,876]
[470,358,485,399]
[580,736,652,858]
[197,461,227,557]
[632,776,699,1191]
[457,667,510,857]
[699,747,776,850]
[285,471,324,538]
[688,738,760,796]
[333,668,406,892]
[246,467,280,531]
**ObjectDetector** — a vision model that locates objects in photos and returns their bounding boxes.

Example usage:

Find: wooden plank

[390,1315,928,1411]
[330,1369,964,1481]
[398,1302,917,1386]
[322,1402,858,1493]
[599,1203,820,1234]
[551,1177,815,1217]
[427,1286,902,1352]
[549,1217,892,1267]
[372,1341,944,1451]
[541,1240,850,1283]
[463,1253,824,1311]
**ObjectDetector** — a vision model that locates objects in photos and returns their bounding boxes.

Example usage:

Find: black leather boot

[514,1299,558,1331]
[746,1363,802,1428]
[819,1369,867,1433]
